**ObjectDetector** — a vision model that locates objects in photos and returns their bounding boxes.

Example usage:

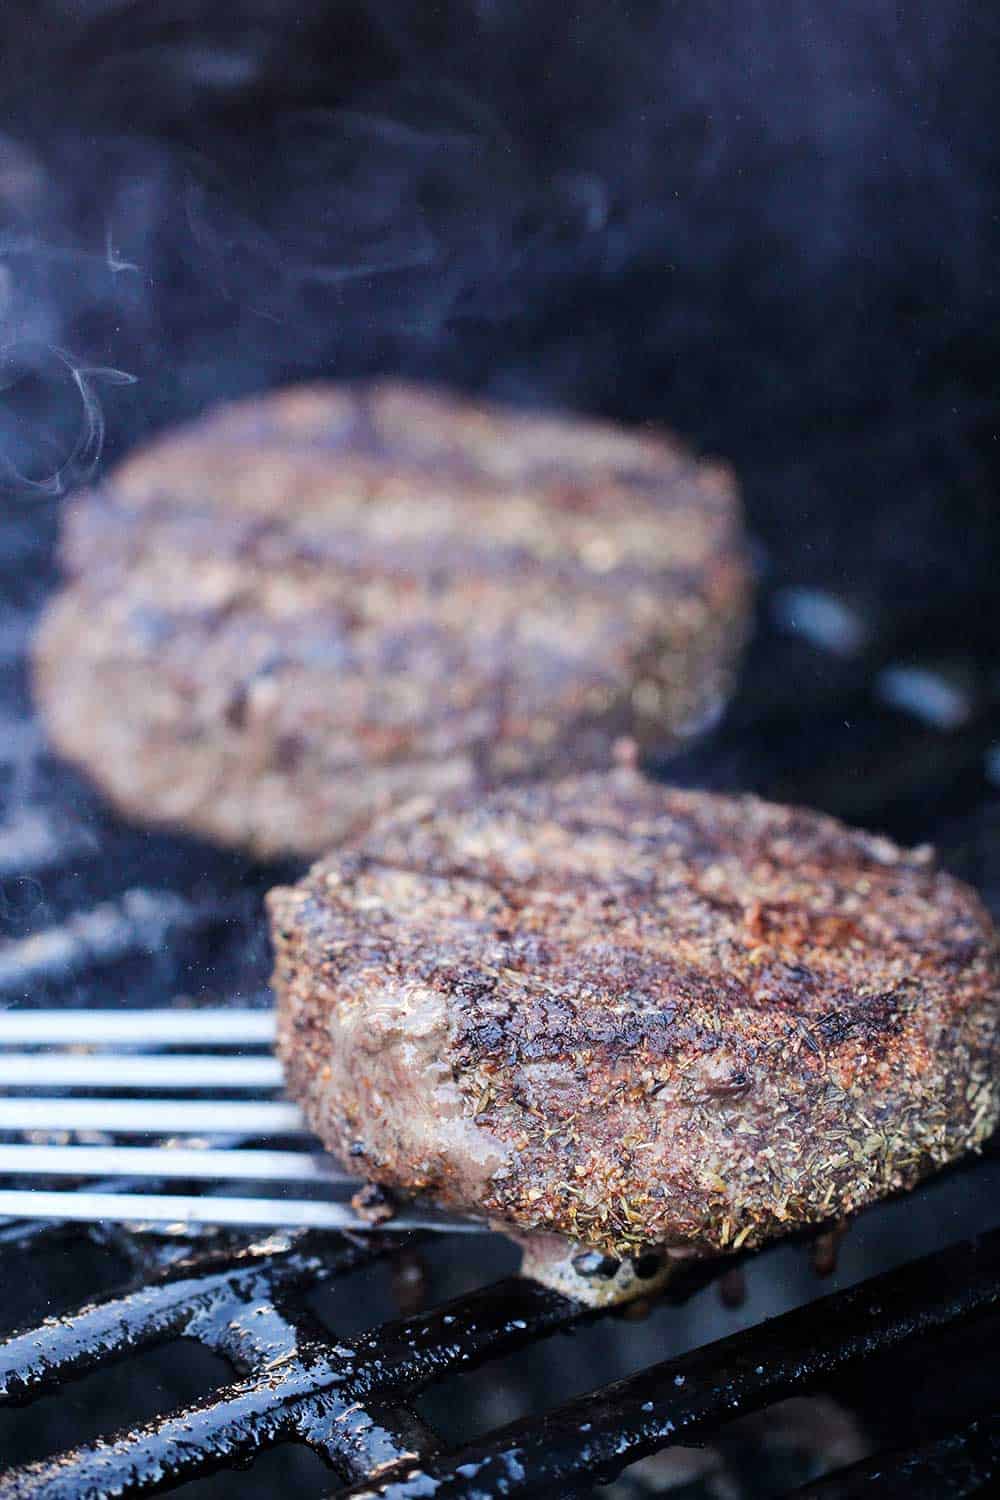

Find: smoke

[0,344,135,494]
[0,0,997,648]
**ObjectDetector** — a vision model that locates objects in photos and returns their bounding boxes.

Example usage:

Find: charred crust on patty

[269,770,1000,1300]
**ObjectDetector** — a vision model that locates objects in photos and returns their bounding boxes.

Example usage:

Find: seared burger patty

[270,770,999,1304]
[32,383,748,858]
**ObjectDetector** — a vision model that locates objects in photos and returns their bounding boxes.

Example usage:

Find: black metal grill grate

[794,1414,1000,1499]
[0,1217,998,1497]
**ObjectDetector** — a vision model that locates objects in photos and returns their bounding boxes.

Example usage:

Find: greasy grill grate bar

[0,889,261,997]
[1,1221,998,1498]
[792,1412,1000,1498]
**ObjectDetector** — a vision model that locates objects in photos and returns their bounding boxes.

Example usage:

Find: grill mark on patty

[64,489,732,601]
[296,847,977,1078]
[118,384,717,511]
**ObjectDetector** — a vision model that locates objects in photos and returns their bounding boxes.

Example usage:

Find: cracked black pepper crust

[270,770,1000,1260]
[32,382,749,858]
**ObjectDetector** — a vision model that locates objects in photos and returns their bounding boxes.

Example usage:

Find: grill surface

[795,1415,1000,1500]
[3,450,1000,1495]
[1,1214,999,1496]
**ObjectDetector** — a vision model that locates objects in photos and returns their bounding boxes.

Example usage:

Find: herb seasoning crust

[270,771,1000,1299]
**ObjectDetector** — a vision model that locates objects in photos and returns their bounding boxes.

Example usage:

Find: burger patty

[270,770,1000,1305]
[32,383,749,858]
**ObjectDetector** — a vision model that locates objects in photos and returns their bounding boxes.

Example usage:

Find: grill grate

[792,1413,1000,1499]
[0,1220,998,1496]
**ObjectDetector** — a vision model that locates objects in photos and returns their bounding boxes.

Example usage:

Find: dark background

[2,0,1000,854]
[1,1,997,618]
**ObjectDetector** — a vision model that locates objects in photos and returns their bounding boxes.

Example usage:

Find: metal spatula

[0,1007,486,1234]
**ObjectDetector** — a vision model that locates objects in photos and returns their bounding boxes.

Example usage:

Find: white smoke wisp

[0,344,136,497]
